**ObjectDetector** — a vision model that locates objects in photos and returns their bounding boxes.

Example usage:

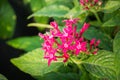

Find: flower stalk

[92,10,102,24]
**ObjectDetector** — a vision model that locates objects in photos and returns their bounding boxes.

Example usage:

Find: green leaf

[7,36,43,51]
[0,0,16,39]
[29,0,46,12]
[113,31,120,53]
[11,48,63,77]
[83,50,116,80]
[0,74,8,80]
[28,5,70,18]
[103,11,117,22]
[102,1,120,13]
[23,0,30,5]
[83,27,113,51]
[113,31,120,79]
[88,74,100,80]
[65,6,85,18]
[102,11,120,27]
[29,0,48,23]
[35,72,79,80]
[45,0,73,8]
[64,6,87,22]
[115,50,120,80]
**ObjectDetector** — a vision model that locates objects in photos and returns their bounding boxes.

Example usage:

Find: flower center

[64,43,68,48]
[49,54,54,58]
[77,44,81,49]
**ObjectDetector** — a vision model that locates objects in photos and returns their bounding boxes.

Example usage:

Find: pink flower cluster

[80,0,102,10]
[39,18,100,66]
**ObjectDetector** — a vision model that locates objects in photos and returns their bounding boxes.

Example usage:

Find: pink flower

[80,0,101,10]
[85,0,89,3]
[63,53,69,62]
[94,0,99,3]
[95,39,100,47]
[73,40,87,55]
[80,23,90,36]
[90,38,96,45]
[44,49,57,66]
[60,42,69,53]
[39,18,100,66]
[50,21,61,37]
[90,38,96,49]
[89,38,100,54]
[63,18,79,26]
[50,21,58,29]
[80,0,85,6]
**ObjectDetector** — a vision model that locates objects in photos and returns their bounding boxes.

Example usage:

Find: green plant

[4,0,120,80]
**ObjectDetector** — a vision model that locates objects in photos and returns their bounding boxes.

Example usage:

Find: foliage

[0,74,8,80]
[7,36,43,51]
[0,0,16,39]
[0,0,120,80]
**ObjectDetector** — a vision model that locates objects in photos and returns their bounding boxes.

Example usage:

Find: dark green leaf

[11,48,63,76]
[115,50,120,80]
[102,11,120,27]
[65,6,85,18]
[28,5,70,18]
[64,6,87,23]
[45,0,73,8]
[111,31,120,79]
[35,72,79,80]
[113,31,120,53]
[29,0,46,12]
[7,36,43,51]
[23,0,30,5]
[103,11,117,22]
[102,1,120,13]
[0,0,16,39]
[0,74,8,80]
[83,50,116,80]
[83,27,113,51]
[29,0,48,23]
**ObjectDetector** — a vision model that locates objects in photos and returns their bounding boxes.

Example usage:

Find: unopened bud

[98,1,102,6]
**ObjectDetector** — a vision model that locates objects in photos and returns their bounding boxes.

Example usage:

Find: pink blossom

[39,18,100,66]
[50,21,61,37]
[63,18,79,26]
[44,49,57,66]
[73,40,87,55]
[90,38,96,49]
[94,0,99,3]
[90,38,100,48]
[89,38,100,54]
[80,0,85,6]
[80,0,101,10]
[80,23,90,36]
[90,38,96,45]
[50,21,58,29]
[85,0,89,3]
[95,39,100,47]
[63,53,69,62]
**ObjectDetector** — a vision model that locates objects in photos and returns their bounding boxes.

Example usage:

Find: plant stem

[93,11,102,24]
[73,0,79,7]
[75,62,88,80]
[92,11,113,40]
[69,57,88,80]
